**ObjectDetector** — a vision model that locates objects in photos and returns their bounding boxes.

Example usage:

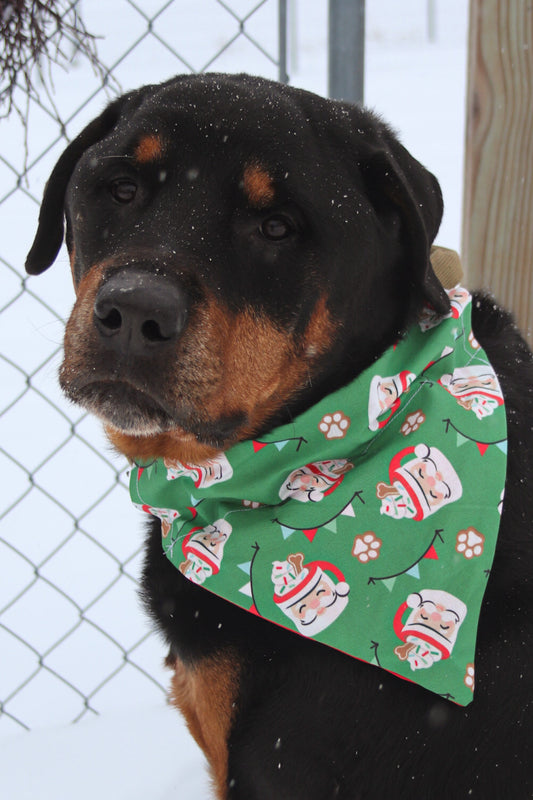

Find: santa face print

[394,590,467,670]
[376,377,400,411]
[288,468,329,495]
[200,457,233,485]
[164,453,233,487]
[190,525,229,557]
[279,460,353,503]
[448,286,471,317]
[378,444,463,521]
[289,577,336,627]
[368,372,415,431]
[404,455,451,512]
[272,557,350,636]
[447,372,499,397]
[439,366,504,419]
[408,601,460,642]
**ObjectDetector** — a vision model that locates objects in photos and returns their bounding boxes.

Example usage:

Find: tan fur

[243,164,275,208]
[61,263,104,355]
[134,133,164,163]
[105,426,221,465]
[166,651,241,798]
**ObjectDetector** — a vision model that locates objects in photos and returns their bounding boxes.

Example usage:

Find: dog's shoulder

[472,291,533,411]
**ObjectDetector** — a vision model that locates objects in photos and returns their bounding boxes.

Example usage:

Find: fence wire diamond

[0,0,287,735]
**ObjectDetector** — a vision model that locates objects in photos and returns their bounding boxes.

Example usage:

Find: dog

[26,74,533,799]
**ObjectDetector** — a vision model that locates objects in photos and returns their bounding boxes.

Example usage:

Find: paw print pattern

[468,330,480,350]
[319,411,351,439]
[464,663,475,691]
[242,500,263,509]
[456,528,485,559]
[353,532,382,563]
[400,410,426,436]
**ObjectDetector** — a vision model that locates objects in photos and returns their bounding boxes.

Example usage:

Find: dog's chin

[62,380,177,437]
[62,379,251,455]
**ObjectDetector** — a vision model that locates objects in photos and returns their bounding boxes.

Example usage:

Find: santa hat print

[164,454,233,488]
[272,559,350,636]
[368,371,415,431]
[305,461,348,501]
[181,519,232,574]
[394,589,467,658]
[389,444,462,521]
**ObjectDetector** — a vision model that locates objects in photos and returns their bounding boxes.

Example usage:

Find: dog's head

[26,73,449,463]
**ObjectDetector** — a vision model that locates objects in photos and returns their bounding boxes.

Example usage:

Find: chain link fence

[1,0,450,738]
[0,0,311,737]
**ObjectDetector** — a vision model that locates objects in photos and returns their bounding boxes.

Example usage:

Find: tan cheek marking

[211,297,337,434]
[204,304,298,416]
[301,295,336,359]
[105,427,222,465]
[60,264,106,389]
[104,295,337,464]
[64,263,104,338]
[166,651,240,798]
[243,163,275,207]
[134,133,164,163]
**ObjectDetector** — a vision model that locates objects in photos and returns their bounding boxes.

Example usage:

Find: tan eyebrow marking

[242,163,275,208]
[134,133,164,163]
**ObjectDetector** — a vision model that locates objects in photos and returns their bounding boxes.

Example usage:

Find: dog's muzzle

[93,268,188,357]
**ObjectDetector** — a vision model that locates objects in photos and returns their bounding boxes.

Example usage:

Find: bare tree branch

[0,0,110,120]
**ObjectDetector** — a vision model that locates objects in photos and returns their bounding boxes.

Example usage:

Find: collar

[130,286,507,705]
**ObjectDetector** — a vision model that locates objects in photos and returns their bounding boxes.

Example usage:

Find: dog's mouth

[61,377,249,448]
[63,379,177,436]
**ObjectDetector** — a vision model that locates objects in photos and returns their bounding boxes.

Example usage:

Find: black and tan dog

[26,74,533,799]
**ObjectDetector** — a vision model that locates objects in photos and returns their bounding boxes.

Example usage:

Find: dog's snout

[93,269,188,354]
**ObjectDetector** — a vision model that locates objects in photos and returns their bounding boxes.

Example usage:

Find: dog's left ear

[25,90,142,276]
[362,139,451,315]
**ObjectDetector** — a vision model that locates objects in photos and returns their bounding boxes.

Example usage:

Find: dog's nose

[93,269,188,354]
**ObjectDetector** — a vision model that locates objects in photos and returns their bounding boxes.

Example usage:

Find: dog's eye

[109,179,137,204]
[260,215,294,241]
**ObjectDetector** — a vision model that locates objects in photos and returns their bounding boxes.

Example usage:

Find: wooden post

[462,0,533,340]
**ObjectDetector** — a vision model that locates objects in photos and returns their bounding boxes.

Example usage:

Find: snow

[0,703,212,799]
[0,0,468,796]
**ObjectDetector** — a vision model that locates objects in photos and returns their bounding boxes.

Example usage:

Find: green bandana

[130,287,507,706]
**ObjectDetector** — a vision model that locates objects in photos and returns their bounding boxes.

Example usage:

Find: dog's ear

[362,138,450,315]
[25,96,128,276]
